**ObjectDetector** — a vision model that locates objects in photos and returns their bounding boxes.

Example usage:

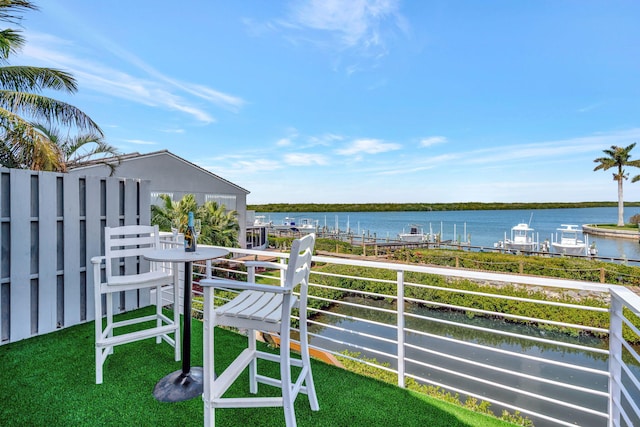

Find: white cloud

[420,136,447,147]
[288,0,402,50]
[284,153,329,166]
[19,31,244,123]
[277,138,293,147]
[336,138,401,155]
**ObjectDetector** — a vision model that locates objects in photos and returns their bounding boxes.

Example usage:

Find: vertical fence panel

[38,171,59,334]
[9,170,32,341]
[138,180,152,307]
[105,178,122,313]
[0,167,150,345]
[124,179,141,311]
[84,176,103,322]
[63,174,81,328]
[0,171,8,342]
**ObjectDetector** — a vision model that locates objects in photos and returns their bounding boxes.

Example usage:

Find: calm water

[260,207,640,260]
[308,296,640,427]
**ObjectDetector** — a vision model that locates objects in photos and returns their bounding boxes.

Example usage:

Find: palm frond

[0,1,38,24]
[0,29,24,61]
[0,106,65,171]
[0,90,102,133]
[0,66,77,92]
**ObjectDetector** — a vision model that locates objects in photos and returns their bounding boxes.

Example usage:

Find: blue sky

[13,0,640,204]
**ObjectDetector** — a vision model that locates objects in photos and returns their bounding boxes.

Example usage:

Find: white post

[397,270,405,388]
[608,292,623,427]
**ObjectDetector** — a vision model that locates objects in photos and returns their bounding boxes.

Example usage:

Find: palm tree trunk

[618,178,624,226]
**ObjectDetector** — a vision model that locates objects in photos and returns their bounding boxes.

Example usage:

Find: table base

[153,367,203,402]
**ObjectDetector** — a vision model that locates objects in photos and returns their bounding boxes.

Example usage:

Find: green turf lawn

[0,307,516,426]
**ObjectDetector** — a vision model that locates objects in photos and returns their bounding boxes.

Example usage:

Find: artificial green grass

[0,307,515,427]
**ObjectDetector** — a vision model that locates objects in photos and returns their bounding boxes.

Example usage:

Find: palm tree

[31,123,121,175]
[593,143,640,226]
[151,194,240,247]
[197,200,239,247]
[0,0,103,172]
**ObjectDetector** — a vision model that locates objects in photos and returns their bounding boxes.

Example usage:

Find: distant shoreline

[248,201,640,213]
[582,224,640,239]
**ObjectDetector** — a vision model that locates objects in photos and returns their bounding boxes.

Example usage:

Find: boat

[253,215,272,227]
[270,217,317,233]
[294,218,318,234]
[551,224,588,256]
[398,224,429,242]
[270,217,298,231]
[494,223,538,252]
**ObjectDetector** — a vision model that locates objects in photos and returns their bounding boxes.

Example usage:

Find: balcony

[2,241,640,427]
[0,309,513,426]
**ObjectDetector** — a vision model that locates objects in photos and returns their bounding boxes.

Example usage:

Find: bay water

[260,206,640,260]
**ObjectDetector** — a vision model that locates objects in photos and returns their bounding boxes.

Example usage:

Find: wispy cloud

[20,32,244,123]
[459,130,640,167]
[577,103,602,113]
[420,136,447,147]
[336,138,401,155]
[284,153,329,166]
[273,0,408,70]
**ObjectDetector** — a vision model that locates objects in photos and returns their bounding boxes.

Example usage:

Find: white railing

[159,240,640,427]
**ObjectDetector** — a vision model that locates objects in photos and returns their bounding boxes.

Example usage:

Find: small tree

[31,122,121,175]
[151,193,239,247]
[593,143,640,226]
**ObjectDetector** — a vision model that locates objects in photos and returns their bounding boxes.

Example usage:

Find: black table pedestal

[153,260,203,402]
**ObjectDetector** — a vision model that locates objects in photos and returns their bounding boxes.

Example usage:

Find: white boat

[398,224,429,242]
[551,224,588,256]
[295,218,318,234]
[253,215,272,227]
[271,217,317,233]
[271,217,298,231]
[495,223,538,252]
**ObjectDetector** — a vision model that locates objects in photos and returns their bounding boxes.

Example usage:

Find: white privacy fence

[178,245,640,427]
[0,167,151,345]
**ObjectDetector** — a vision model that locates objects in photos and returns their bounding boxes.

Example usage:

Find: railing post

[397,270,405,388]
[280,256,286,287]
[608,292,623,427]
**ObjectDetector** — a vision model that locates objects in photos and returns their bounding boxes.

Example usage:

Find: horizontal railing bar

[404,311,609,355]
[404,326,610,376]
[404,342,609,397]
[310,280,398,301]
[312,254,614,292]
[611,341,640,406]
[621,337,640,367]
[307,307,397,332]
[403,296,610,334]
[310,343,398,374]
[306,318,398,346]
[622,314,640,343]
[405,355,609,417]
[312,270,397,285]
[406,281,610,312]
[307,294,396,315]
[618,383,640,426]
[306,331,397,362]
[403,372,603,427]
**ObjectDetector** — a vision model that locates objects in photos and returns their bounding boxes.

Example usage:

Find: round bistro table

[144,246,229,402]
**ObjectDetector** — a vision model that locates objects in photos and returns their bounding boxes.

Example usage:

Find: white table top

[143,247,229,263]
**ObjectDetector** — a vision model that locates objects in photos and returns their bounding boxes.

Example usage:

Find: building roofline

[71,149,250,194]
